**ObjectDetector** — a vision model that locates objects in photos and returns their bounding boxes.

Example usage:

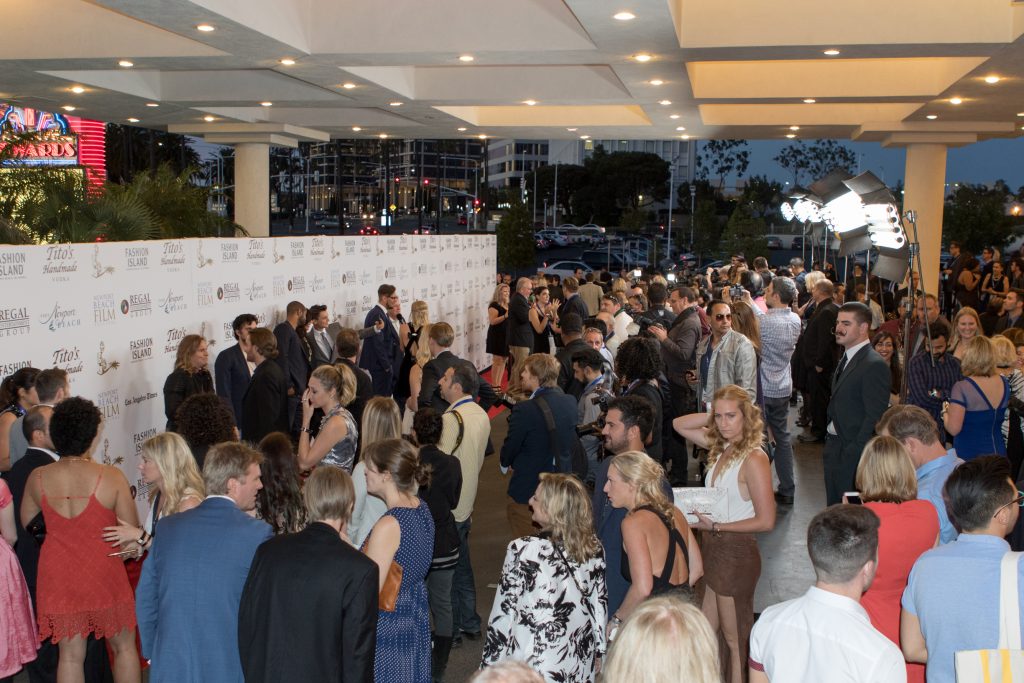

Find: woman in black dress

[486,284,511,389]
[529,286,557,355]
[163,334,214,432]
[395,300,430,414]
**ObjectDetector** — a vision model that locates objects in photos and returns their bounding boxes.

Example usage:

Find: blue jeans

[450,519,482,635]
[763,396,795,496]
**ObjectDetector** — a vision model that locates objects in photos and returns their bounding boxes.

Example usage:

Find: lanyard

[584,376,604,394]
[448,397,474,412]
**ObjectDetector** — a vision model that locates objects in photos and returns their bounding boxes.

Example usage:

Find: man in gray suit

[823,301,891,505]
[305,305,335,369]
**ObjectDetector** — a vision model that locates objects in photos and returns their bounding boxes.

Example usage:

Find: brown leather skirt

[701,530,761,601]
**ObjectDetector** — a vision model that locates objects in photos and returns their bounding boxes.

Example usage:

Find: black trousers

[666,382,695,484]
[807,367,832,437]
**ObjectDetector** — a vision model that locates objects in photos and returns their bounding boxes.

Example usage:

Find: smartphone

[844,491,863,505]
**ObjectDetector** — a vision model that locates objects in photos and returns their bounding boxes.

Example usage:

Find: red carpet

[481,368,508,419]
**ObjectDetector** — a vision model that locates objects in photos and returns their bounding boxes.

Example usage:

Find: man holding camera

[572,348,613,483]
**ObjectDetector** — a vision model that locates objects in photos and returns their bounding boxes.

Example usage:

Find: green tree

[740,175,783,218]
[720,202,769,261]
[570,147,670,225]
[496,199,535,271]
[618,206,651,233]
[105,124,200,183]
[773,141,810,186]
[943,181,1017,253]
[773,139,856,186]
[525,163,587,223]
[690,198,722,255]
[698,139,750,190]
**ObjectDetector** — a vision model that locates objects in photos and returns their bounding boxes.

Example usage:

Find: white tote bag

[955,551,1024,682]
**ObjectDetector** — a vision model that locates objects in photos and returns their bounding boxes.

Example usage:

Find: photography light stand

[896,208,935,403]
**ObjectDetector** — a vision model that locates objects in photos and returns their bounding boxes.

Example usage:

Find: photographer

[555,313,590,399]
[635,282,677,331]
[572,348,614,483]
[615,337,666,461]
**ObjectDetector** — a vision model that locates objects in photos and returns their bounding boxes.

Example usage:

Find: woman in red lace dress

[20,397,141,683]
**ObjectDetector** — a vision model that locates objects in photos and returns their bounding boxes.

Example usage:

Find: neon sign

[0,103,106,187]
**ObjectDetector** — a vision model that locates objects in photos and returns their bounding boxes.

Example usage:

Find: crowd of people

[2,242,1024,683]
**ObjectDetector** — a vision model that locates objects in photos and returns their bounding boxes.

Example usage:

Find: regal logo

[157,289,187,314]
[290,275,306,294]
[0,306,30,337]
[97,388,120,420]
[96,341,119,375]
[38,302,81,332]
[246,239,267,262]
[129,336,153,362]
[0,360,31,377]
[51,346,84,377]
[220,242,240,263]
[42,244,77,279]
[220,282,240,303]
[196,282,216,308]
[120,293,152,318]
[165,326,187,354]
[310,237,325,258]
[125,246,150,271]
[91,244,114,278]
[344,270,356,284]
[245,281,267,301]
[290,240,305,259]
[0,250,27,280]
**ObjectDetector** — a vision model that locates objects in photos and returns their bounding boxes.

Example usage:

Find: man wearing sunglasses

[691,299,757,412]
[901,456,1024,683]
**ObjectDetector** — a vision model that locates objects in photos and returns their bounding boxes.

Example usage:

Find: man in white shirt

[749,504,905,683]
[437,364,492,646]
[600,294,633,348]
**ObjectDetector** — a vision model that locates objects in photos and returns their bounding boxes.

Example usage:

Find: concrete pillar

[902,144,947,296]
[234,142,270,237]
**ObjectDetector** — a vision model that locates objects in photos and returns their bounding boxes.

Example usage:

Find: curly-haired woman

[674,384,776,683]
[163,335,214,433]
[255,432,307,535]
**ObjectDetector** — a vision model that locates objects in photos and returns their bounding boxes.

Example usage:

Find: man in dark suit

[558,277,589,331]
[305,304,335,370]
[137,443,273,683]
[417,322,497,413]
[994,288,1024,334]
[274,301,311,431]
[215,312,257,426]
[942,241,970,313]
[823,302,892,505]
[506,277,534,397]
[799,280,840,443]
[555,313,589,398]
[335,327,374,429]
[239,467,378,683]
[359,283,402,397]
[500,354,578,538]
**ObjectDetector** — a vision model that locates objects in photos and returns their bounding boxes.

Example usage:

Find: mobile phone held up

[844,491,863,505]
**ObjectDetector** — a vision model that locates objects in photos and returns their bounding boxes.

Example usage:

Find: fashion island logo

[196,282,216,308]
[125,246,149,271]
[96,342,119,375]
[92,244,114,278]
[120,293,152,318]
[124,391,157,407]
[42,245,77,280]
[38,302,81,332]
[290,240,305,259]
[246,239,266,262]
[165,326,187,354]
[218,282,240,303]
[160,242,186,269]
[0,360,31,377]
[129,336,154,363]
[157,289,187,314]
[220,241,239,263]
[52,346,84,378]
[345,299,358,315]
[245,281,267,301]
[133,428,158,456]
[97,387,120,420]
[0,250,27,280]
[0,306,30,337]
[290,276,306,294]
[310,237,325,258]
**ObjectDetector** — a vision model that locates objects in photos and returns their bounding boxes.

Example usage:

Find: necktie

[834,353,848,387]
[320,331,331,357]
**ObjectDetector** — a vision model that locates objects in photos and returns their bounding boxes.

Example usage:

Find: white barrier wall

[0,233,496,509]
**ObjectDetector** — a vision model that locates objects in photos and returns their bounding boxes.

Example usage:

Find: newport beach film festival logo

[99,438,124,467]
[96,341,119,375]
[196,241,213,268]
[272,242,285,264]
[92,244,114,278]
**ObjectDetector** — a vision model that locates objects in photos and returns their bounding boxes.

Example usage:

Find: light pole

[689,183,697,251]
[666,153,681,261]
[552,161,560,227]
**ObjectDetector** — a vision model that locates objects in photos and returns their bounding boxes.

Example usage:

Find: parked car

[457,215,467,226]
[412,226,432,235]
[539,260,592,280]
[359,226,380,236]
[790,236,804,250]
[538,230,571,247]
[766,236,783,249]
[533,233,551,250]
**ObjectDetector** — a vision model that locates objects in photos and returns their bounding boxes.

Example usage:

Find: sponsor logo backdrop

[0,234,496,514]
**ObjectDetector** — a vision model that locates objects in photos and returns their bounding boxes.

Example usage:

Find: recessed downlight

[459,54,475,62]
[675,126,686,131]
[126,117,139,123]
[352,126,362,132]
[61,105,75,112]
[567,128,577,132]
[669,114,680,120]
[580,134,590,139]
[70,86,85,94]
[658,100,671,106]
[803,98,816,104]
[457,127,467,132]
[633,53,652,62]
[789,125,800,131]
[118,60,134,68]
[196,24,215,32]
[260,101,273,107]
[613,11,636,20]
[926,114,938,120]
[379,133,388,139]
[145,102,159,107]
[389,101,403,107]
[341,82,356,89]
[681,134,690,140]
[280,58,296,66]
[649,79,664,86]
[949,97,963,105]
[823,49,840,56]
[523,100,537,106]
[786,134,796,139]
[478,134,487,139]
[203,115,215,122]
[984,75,1000,84]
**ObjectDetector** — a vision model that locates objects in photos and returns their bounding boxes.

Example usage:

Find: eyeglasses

[715,313,732,321]
[995,490,1024,516]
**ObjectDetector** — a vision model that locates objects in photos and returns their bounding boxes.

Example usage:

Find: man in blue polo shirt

[901,456,1024,683]
[878,404,962,544]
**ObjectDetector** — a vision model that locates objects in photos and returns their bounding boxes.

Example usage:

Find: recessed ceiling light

[126,117,139,123]
[613,11,636,20]
[478,134,487,139]
[279,58,296,66]
[61,105,75,112]
[675,126,686,131]
[70,86,85,94]
[341,82,356,89]
[1018,112,1024,117]
[260,102,273,107]
[457,127,467,132]
[523,100,537,106]
[823,49,840,56]
[985,75,1000,84]
[633,53,652,63]
[949,97,963,105]
[118,60,134,68]
[649,79,664,86]
[389,101,403,107]
[145,102,159,107]
[789,125,800,131]
[580,135,590,139]
[658,100,671,105]
[681,134,690,140]
[352,126,362,132]
[203,115,215,122]
[926,114,938,120]
[567,128,577,132]
[669,114,680,120]
[786,134,796,138]
[803,98,816,104]
[196,24,215,32]
[379,133,388,139]
[459,54,475,62]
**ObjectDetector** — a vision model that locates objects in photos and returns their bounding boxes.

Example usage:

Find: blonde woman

[602,596,721,683]
[350,397,402,547]
[403,324,434,432]
[603,451,702,627]
[487,284,512,390]
[482,473,607,682]
[949,306,981,361]
[673,385,776,683]
[944,336,1009,460]
[796,271,827,317]
[102,432,205,554]
[396,301,431,409]
[162,334,214,432]
[991,336,1024,474]
[298,363,358,472]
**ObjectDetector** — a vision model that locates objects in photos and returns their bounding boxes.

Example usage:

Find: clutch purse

[26,512,46,545]
[378,561,403,612]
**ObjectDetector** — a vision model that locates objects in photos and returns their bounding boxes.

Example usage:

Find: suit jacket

[507,293,534,349]
[214,343,251,426]
[339,358,373,429]
[306,328,335,370]
[273,321,310,394]
[555,338,591,399]
[659,306,702,386]
[578,282,604,316]
[500,386,578,503]
[241,360,289,444]
[136,497,273,683]
[418,351,498,412]
[801,300,840,372]
[358,305,401,395]
[994,313,1024,335]
[827,344,891,463]
[2,447,55,595]
[558,294,589,327]
[238,522,378,683]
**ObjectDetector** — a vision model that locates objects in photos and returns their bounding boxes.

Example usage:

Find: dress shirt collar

[954,533,1010,551]
[843,339,871,362]
[31,447,60,462]
[805,586,869,620]
[917,449,960,479]
[204,494,239,507]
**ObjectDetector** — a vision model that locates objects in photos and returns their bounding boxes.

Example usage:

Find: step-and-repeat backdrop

[0,233,496,509]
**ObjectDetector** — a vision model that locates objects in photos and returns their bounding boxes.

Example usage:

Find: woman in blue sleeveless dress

[362,438,435,683]
[945,336,1009,460]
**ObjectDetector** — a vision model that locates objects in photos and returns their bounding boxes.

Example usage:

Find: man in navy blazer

[274,301,311,430]
[359,283,402,397]
[136,443,273,683]
[215,313,257,426]
[500,353,578,538]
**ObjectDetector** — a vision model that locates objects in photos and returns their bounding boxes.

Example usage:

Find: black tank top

[621,505,691,595]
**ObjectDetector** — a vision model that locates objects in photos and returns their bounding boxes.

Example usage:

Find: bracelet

[609,615,622,627]
[300,427,312,434]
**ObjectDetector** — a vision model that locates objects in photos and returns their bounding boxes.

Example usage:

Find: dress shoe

[774,492,794,505]
[461,629,482,641]
[796,432,824,444]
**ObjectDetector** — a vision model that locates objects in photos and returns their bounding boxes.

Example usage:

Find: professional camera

[497,392,518,410]
[590,391,612,413]
[729,283,745,299]
[575,416,605,438]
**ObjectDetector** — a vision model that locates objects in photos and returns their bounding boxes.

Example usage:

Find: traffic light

[394,176,400,183]
[423,178,430,186]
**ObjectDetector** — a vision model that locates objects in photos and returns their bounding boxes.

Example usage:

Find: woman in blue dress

[944,336,1010,460]
[362,438,435,683]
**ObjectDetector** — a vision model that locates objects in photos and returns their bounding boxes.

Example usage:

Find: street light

[688,183,697,250]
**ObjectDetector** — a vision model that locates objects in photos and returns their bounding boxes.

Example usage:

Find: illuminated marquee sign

[0,103,107,187]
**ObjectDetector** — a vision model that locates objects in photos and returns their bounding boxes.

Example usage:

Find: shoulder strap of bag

[534,395,562,457]
[451,409,465,452]
[999,551,1023,650]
